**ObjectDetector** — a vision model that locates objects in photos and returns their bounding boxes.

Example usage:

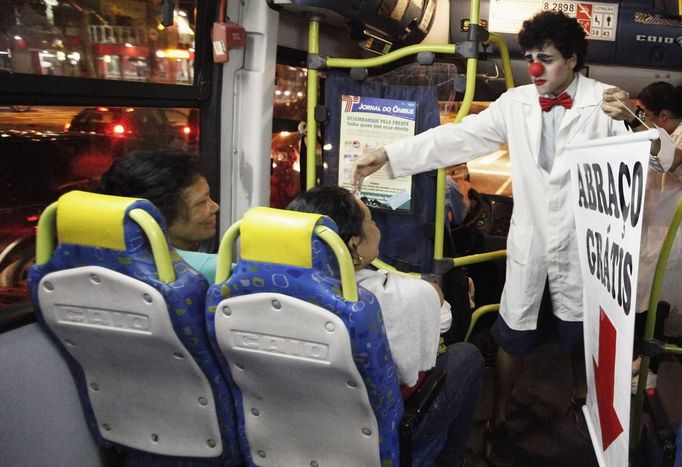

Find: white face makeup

[524,44,577,96]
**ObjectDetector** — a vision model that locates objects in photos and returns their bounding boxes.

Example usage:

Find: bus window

[0,1,196,84]
[443,102,513,197]
[0,105,199,309]
[270,64,306,208]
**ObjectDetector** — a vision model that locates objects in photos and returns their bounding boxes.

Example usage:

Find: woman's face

[168,176,219,250]
[524,43,576,96]
[349,199,381,269]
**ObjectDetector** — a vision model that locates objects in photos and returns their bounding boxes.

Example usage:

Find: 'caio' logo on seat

[56,305,151,333]
[232,331,329,362]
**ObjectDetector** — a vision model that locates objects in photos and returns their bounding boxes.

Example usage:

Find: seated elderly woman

[287,185,484,467]
[97,148,219,283]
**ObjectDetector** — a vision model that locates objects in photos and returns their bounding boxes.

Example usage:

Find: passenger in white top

[287,185,484,467]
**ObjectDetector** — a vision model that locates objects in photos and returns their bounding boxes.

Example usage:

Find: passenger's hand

[351,147,389,193]
[428,281,445,305]
[672,147,682,173]
[601,87,637,121]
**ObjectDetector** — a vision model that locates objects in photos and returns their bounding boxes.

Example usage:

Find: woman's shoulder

[356,268,438,298]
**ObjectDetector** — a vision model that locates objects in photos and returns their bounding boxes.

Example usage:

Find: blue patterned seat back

[206,207,404,466]
[27,191,242,466]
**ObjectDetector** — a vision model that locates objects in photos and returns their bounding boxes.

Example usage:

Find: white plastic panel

[214,292,380,467]
[38,266,222,457]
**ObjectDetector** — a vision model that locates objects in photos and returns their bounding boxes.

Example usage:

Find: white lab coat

[384,74,628,330]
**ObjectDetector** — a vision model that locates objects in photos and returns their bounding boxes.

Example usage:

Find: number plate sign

[488,0,618,41]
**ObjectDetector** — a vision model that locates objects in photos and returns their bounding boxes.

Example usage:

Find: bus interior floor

[464,335,600,467]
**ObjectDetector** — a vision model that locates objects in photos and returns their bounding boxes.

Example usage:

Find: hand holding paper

[351,146,389,193]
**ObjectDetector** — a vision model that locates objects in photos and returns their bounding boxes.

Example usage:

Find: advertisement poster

[568,130,654,467]
[338,95,416,211]
[488,0,618,41]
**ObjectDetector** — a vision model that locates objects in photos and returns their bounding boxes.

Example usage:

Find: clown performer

[351,11,671,467]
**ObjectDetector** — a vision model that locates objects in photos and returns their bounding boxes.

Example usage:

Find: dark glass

[0,105,199,308]
[270,64,306,208]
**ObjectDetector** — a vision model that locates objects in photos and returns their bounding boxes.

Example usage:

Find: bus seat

[27,191,242,466]
[206,207,404,466]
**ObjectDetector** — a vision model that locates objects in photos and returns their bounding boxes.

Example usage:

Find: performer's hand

[351,147,388,193]
[601,87,637,121]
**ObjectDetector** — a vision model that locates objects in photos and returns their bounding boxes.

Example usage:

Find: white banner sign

[568,130,657,467]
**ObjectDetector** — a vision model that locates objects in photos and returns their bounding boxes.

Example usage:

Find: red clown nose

[528,62,544,77]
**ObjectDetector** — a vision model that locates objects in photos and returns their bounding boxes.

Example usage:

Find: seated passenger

[97,149,219,283]
[287,185,484,467]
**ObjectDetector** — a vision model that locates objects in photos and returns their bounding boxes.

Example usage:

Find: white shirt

[355,268,443,386]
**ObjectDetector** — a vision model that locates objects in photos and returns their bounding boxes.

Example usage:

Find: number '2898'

[543,2,576,12]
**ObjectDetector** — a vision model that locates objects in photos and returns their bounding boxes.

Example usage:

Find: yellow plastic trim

[314,225,358,302]
[306,17,320,190]
[35,199,175,283]
[631,196,682,451]
[326,44,457,69]
[215,217,359,302]
[57,191,130,251]
[35,202,58,265]
[240,207,323,268]
[128,209,175,283]
[215,220,241,284]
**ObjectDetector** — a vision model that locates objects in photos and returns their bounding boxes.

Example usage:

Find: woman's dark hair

[638,82,682,118]
[518,11,588,71]
[286,185,364,244]
[97,149,202,226]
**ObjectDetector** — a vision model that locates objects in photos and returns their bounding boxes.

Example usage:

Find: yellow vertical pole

[434,0,481,260]
[306,17,320,190]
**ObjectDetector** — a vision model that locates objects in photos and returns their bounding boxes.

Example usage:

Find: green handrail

[487,33,515,89]
[214,221,358,302]
[35,202,58,265]
[631,196,682,452]
[128,209,175,283]
[370,258,421,278]
[465,304,501,342]
[326,44,457,69]
[453,249,506,267]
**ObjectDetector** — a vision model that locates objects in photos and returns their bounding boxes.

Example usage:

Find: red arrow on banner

[592,307,624,450]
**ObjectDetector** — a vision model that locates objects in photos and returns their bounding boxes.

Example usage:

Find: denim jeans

[411,342,485,467]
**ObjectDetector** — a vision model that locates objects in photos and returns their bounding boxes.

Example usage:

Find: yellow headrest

[240,207,325,268]
[57,191,143,251]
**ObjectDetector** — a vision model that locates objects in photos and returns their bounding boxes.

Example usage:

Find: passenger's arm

[428,281,444,305]
[427,281,453,333]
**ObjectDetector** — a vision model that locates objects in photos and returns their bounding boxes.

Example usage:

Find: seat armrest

[399,367,447,465]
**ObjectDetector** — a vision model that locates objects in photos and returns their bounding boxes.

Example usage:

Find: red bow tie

[539,92,572,111]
